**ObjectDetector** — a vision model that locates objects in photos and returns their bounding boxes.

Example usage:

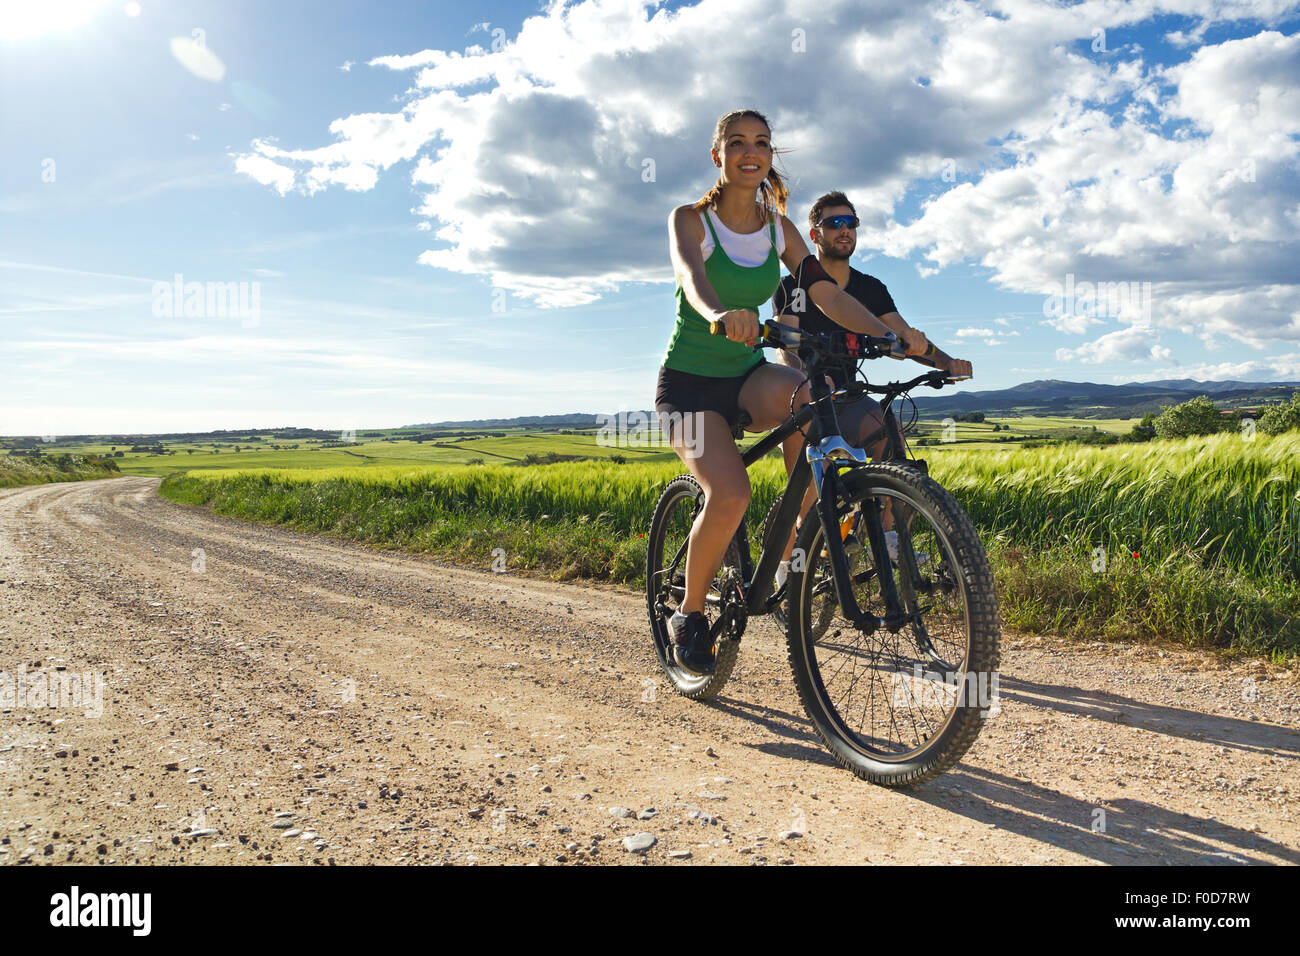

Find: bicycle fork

[811,456,915,634]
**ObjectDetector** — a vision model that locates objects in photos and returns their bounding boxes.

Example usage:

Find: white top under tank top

[699,207,785,267]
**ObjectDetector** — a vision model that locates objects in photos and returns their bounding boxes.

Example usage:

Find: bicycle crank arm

[658,592,726,615]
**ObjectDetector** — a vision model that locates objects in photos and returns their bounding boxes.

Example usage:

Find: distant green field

[40,430,658,476]
[1002,415,1133,433]
[908,415,1136,450]
[25,412,1140,477]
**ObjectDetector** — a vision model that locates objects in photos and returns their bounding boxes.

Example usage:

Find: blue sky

[2,0,1298,435]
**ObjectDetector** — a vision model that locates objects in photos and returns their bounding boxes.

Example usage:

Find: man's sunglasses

[817,215,859,230]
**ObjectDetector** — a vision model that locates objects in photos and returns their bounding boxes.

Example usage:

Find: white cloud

[0,259,154,284]
[954,326,1018,346]
[1055,325,1169,364]
[1122,352,1300,381]
[233,153,296,195]
[233,0,1300,324]
[1042,313,1107,334]
[1159,284,1300,347]
[885,25,1300,348]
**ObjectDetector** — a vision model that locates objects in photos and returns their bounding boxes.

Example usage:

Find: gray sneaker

[669,610,715,675]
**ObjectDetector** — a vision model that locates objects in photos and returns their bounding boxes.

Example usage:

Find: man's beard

[819,239,854,261]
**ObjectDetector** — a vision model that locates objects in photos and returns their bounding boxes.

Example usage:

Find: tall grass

[0,454,121,489]
[160,432,1300,657]
[171,458,786,529]
[930,431,1300,581]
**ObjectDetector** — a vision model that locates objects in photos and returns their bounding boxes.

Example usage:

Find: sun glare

[0,0,114,41]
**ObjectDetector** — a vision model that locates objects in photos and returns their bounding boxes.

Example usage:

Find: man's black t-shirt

[773,267,899,386]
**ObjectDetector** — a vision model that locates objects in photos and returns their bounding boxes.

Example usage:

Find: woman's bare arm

[669,205,759,345]
[669,206,723,319]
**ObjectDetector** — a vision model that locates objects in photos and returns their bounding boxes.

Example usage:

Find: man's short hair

[809,191,857,229]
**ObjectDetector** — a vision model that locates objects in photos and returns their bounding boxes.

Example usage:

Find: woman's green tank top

[662,207,780,377]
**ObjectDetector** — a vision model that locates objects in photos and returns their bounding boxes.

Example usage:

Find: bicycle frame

[734,372,920,633]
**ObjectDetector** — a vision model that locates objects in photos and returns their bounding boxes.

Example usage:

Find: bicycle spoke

[799,481,978,760]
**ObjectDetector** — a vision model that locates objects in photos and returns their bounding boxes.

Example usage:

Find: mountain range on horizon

[407,377,1300,429]
[6,377,1296,441]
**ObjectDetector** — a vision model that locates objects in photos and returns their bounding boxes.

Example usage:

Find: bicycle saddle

[731,410,752,440]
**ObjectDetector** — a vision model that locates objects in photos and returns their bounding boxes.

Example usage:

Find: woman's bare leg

[665,411,750,615]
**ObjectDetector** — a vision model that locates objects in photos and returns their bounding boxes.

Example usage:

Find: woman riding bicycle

[656,108,929,675]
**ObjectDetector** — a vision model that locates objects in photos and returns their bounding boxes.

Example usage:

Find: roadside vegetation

[0,453,121,489]
[161,428,1300,660]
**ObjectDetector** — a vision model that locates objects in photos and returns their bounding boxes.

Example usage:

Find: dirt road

[1,477,1296,865]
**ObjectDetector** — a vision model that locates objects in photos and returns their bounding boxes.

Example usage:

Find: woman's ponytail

[760,166,789,217]
[694,176,725,212]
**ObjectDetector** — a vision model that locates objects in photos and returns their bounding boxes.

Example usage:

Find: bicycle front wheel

[786,461,1000,786]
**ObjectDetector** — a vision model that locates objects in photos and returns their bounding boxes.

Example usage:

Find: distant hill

[405,413,605,430]
[906,378,1300,419]
[407,378,1300,429]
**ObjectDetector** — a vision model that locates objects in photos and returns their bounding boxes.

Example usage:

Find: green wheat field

[149,429,1300,659]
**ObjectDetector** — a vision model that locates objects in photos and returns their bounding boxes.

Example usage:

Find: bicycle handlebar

[710,316,905,358]
[708,317,970,385]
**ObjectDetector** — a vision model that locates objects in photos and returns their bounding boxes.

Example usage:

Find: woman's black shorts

[654,359,767,437]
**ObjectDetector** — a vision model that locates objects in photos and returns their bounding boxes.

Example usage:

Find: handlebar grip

[710,314,766,346]
[886,338,936,360]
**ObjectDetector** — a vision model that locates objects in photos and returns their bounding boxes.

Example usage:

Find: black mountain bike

[645,319,1000,786]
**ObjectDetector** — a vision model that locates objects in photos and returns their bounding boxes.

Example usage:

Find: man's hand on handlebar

[714,309,760,347]
[901,327,929,356]
[707,318,971,386]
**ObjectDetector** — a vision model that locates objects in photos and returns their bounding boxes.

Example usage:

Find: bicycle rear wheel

[786,461,1000,786]
[645,475,742,700]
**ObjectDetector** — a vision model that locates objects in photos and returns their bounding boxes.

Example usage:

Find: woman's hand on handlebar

[713,309,760,347]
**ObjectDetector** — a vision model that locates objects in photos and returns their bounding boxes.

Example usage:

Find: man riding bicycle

[772,191,971,386]
[768,191,973,591]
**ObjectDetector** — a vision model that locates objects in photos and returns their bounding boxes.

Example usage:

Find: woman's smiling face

[712,115,771,187]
